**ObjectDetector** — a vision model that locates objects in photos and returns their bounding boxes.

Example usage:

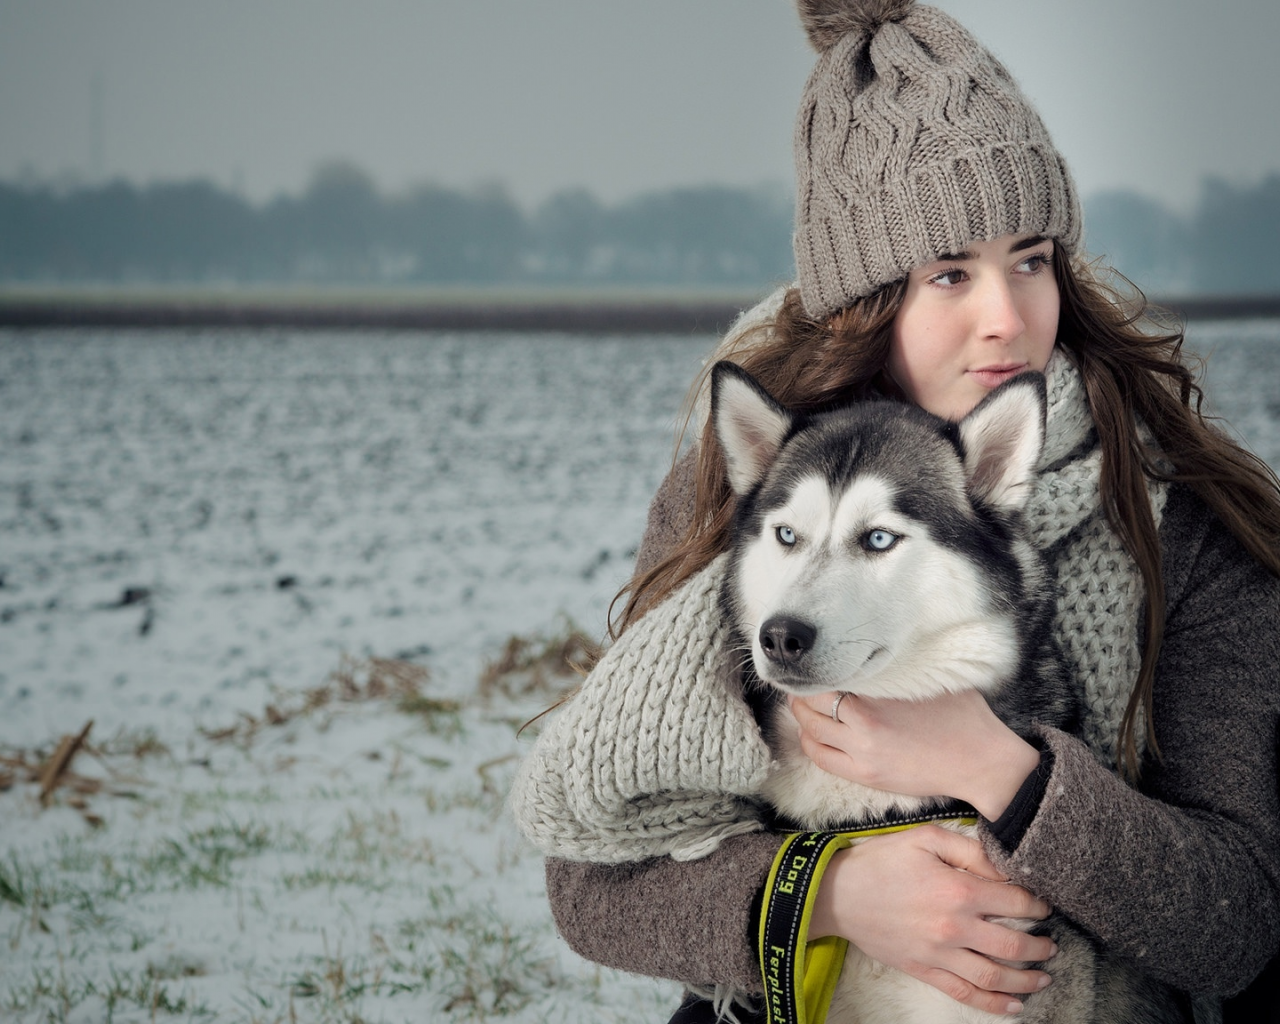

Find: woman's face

[888,234,1060,421]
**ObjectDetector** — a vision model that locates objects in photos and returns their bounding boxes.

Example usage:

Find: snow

[0,319,1275,1022]
[0,326,707,1023]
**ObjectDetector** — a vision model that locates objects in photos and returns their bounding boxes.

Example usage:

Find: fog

[2,0,1278,211]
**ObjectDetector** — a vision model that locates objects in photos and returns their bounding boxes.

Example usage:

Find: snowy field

[1,318,1278,1022]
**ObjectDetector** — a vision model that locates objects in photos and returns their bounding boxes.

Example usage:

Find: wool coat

[538,451,1280,1017]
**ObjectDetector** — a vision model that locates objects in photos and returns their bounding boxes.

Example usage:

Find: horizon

[6,162,1277,218]
[3,167,1279,299]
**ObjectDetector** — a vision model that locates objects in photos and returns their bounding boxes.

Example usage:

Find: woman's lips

[969,364,1029,389]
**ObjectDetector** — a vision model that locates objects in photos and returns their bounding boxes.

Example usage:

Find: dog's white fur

[742,473,1020,828]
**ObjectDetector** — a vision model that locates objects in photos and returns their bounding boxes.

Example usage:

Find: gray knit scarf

[509,350,1168,864]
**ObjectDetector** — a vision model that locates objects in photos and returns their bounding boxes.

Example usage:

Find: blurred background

[2,0,1279,298]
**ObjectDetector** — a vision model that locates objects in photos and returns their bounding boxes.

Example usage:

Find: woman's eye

[1017,252,1053,275]
[776,526,797,547]
[927,268,966,287]
[862,529,899,552]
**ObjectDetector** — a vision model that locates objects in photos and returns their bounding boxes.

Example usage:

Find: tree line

[1085,177,1280,296]
[1,161,1277,294]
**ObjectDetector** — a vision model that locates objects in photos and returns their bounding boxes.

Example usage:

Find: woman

[509,2,1280,1020]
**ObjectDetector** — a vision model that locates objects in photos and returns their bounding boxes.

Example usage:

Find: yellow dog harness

[758,811,979,1024]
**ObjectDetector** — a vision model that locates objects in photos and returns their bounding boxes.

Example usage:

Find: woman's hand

[809,825,1056,1015]
[790,689,1040,821]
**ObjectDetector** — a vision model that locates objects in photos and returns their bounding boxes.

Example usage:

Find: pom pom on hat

[796,0,916,52]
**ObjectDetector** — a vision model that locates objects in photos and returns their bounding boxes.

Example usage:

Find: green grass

[0,854,40,908]
[395,693,464,737]
[136,819,274,890]
[0,643,682,1023]
[4,962,216,1023]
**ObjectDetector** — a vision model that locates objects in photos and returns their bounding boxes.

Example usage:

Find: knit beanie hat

[793,0,1082,319]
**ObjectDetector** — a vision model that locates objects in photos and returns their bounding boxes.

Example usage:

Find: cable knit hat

[793,0,1082,319]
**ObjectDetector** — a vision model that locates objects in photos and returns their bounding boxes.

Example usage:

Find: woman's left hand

[789,689,1040,821]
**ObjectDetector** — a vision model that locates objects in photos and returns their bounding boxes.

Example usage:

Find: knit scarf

[509,351,1168,864]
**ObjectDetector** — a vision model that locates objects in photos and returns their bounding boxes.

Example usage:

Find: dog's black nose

[759,616,817,666]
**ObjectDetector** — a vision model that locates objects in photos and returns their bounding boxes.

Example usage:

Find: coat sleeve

[546,832,781,993]
[634,445,699,578]
[984,486,1280,996]
[536,445,785,991]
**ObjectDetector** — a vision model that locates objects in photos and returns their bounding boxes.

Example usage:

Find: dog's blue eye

[863,529,898,552]
[776,526,797,547]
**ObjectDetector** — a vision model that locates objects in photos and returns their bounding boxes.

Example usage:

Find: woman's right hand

[808,824,1056,1016]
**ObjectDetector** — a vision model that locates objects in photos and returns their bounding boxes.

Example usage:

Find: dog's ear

[711,362,795,495]
[957,372,1047,512]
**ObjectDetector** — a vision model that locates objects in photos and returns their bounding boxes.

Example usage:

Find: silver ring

[831,692,848,723]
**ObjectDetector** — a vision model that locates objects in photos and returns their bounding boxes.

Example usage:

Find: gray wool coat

[542,451,1280,1011]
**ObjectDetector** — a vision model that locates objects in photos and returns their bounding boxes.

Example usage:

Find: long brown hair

[610,242,1280,780]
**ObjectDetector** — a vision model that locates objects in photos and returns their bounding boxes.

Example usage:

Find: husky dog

[711,362,1180,1024]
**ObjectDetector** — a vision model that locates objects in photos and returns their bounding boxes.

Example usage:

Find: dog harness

[759,807,979,1024]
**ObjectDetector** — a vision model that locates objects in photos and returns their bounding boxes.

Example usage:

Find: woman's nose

[975,277,1025,341]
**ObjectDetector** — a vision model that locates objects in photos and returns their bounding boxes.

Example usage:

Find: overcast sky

[2,1,1278,213]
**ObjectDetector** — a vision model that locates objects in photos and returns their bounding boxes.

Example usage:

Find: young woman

[510,2,1280,1021]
